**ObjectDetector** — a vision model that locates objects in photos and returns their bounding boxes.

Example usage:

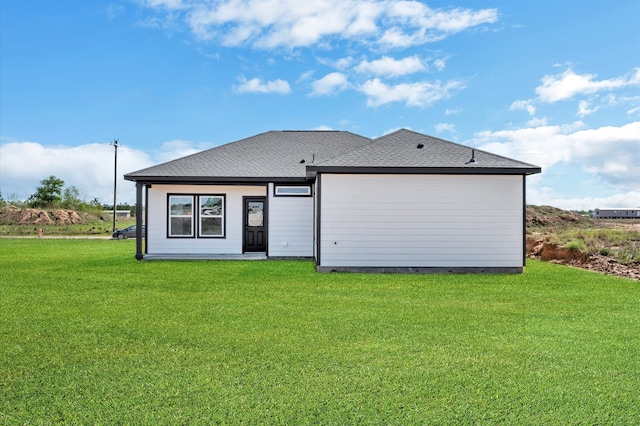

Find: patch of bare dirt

[527,236,640,281]
[566,254,640,281]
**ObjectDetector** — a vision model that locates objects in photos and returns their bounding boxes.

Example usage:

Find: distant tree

[0,192,5,208]
[62,185,82,209]
[6,192,26,207]
[28,176,64,208]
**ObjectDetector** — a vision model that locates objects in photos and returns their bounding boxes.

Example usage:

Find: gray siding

[319,174,523,268]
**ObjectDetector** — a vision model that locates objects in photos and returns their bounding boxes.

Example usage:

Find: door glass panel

[247,202,264,227]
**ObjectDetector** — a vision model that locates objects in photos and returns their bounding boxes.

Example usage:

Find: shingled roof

[125,129,540,183]
[307,129,541,174]
[125,130,372,183]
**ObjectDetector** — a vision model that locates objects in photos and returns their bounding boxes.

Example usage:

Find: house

[102,210,132,220]
[591,208,640,219]
[124,129,541,273]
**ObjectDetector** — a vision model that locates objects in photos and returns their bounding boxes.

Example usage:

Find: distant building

[591,208,640,219]
[102,210,131,220]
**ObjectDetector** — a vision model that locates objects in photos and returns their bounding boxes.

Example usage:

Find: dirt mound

[1,205,88,225]
[526,237,589,262]
[526,205,593,228]
[49,209,84,224]
[12,208,54,225]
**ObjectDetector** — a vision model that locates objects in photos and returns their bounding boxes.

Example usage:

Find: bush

[566,240,588,252]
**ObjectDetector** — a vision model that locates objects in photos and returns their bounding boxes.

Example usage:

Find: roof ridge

[312,134,375,165]
[280,130,342,133]
[314,127,415,165]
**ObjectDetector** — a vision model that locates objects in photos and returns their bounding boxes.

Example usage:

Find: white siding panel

[319,174,523,268]
[268,183,314,257]
[147,184,265,255]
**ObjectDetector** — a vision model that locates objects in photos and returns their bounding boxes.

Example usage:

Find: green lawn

[1,239,638,424]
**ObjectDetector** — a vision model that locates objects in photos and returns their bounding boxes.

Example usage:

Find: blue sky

[1,0,638,210]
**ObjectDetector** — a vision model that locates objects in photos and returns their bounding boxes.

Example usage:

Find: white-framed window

[199,195,225,238]
[274,185,312,197]
[168,195,194,237]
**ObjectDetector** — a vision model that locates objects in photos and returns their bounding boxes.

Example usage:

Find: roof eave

[124,175,312,184]
[306,166,542,175]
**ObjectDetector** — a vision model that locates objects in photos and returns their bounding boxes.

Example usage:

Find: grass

[1,239,639,424]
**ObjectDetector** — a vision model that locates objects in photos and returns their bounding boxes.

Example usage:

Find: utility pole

[111,139,119,233]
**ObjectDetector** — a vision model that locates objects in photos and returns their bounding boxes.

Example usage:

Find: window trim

[198,194,226,238]
[273,185,312,197]
[167,194,226,239]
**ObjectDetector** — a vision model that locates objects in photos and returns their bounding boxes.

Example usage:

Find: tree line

[0,175,136,213]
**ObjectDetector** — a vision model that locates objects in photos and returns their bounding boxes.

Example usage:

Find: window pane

[201,217,222,236]
[199,196,224,237]
[248,202,264,227]
[170,217,192,236]
[171,196,192,215]
[201,196,223,216]
[275,186,310,195]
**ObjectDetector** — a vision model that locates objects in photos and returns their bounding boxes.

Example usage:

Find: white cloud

[310,72,349,96]
[141,0,185,9]
[0,142,150,204]
[445,107,461,115]
[359,78,465,107]
[140,0,498,49]
[0,140,212,205]
[354,55,426,77]
[527,187,640,211]
[535,67,640,103]
[317,56,354,70]
[105,3,125,19]
[577,100,599,117]
[382,126,413,136]
[510,99,536,116]
[526,117,547,127]
[153,139,211,163]
[628,105,640,116]
[379,3,498,47]
[471,121,640,193]
[432,58,446,72]
[133,1,494,110]
[435,123,455,133]
[297,70,315,82]
[234,76,291,94]
[312,125,334,131]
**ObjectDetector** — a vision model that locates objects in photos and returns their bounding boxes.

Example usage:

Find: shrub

[566,240,588,252]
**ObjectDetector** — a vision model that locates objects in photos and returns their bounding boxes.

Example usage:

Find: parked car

[112,225,144,239]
